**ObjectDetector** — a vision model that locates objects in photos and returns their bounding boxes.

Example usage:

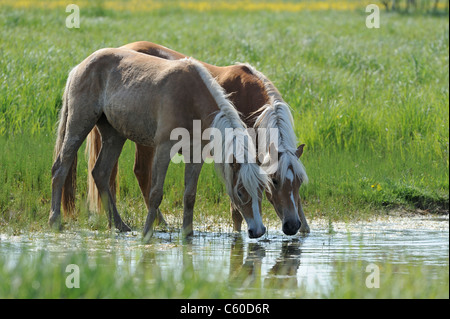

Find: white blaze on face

[286,168,294,183]
[290,192,298,214]
[286,168,297,212]
[248,195,264,232]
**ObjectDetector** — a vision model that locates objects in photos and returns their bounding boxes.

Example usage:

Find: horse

[82,41,310,236]
[49,48,271,239]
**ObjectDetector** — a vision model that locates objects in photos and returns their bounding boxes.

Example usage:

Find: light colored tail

[85,127,119,213]
[54,66,78,217]
[86,128,102,213]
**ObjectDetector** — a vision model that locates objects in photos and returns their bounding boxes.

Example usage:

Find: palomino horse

[84,41,310,236]
[49,48,270,239]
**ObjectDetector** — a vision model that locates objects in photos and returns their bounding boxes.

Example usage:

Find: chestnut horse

[49,48,270,239]
[84,41,310,235]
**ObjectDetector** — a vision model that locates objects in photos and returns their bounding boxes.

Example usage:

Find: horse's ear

[295,144,305,158]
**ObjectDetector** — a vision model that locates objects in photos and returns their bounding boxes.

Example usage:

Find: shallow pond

[0,215,448,297]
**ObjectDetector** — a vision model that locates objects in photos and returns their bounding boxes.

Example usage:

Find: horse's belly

[105,108,157,146]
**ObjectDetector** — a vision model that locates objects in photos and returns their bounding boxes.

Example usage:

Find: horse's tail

[86,127,102,213]
[54,66,78,217]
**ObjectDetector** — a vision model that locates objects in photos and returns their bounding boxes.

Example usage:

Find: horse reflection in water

[229,238,266,287]
[263,241,303,289]
[135,233,304,291]
[229,236,303,290]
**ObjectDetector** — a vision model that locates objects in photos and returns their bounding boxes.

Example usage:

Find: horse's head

[265,144,307,235]
[226,161,268,239]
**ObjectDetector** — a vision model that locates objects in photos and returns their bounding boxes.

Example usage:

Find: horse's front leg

[143,141,173,242]
[297,197,310,234]
[182,162,203,237]
[134,143,167,227]
[231,205,243,232]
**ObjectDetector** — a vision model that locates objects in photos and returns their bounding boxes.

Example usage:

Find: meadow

[0,1,448,231]
[0,0,448,299]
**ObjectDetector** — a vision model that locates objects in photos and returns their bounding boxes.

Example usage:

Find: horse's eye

[272,179,279,186]
[237,190,243,198]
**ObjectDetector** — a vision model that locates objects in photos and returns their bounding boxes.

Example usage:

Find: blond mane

[241,63,308,184]
[189,58,271,200]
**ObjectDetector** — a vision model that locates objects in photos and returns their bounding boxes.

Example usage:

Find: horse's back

[121,41,187,60]
[73,48,200,102]
[78,47,189,79]
[73,49,208,146]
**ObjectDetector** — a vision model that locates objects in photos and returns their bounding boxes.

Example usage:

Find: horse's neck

[214,65,269,126]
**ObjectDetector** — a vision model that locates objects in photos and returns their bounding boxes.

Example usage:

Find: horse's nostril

[282,220,301,236]
[248,227,266,239]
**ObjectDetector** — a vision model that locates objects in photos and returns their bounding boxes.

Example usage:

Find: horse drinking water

[85,42,310,235]
[49,48,270,239]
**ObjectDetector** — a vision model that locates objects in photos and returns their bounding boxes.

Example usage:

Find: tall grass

[0,4,448,232]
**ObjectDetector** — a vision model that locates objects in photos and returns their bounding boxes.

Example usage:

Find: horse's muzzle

[282,219,301,236]
[248,226,266,239]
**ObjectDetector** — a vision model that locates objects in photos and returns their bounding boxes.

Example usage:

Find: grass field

[0,1,448,233]
[0,0,448,300]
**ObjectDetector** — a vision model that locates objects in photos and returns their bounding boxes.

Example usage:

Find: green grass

[0,3,448,234]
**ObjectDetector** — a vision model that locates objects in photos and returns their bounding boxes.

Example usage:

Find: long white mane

[242,63,308,184]
[187,58,270,201]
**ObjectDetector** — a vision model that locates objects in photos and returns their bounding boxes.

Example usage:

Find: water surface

[1,215,448,296]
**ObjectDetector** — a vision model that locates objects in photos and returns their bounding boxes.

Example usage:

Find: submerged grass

[0,248,447,298]
[0,251,239,298]
[0,3,448,234]
[328,260,449,299]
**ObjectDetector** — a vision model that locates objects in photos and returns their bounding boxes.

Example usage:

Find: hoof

[299,223,310,234]
[182,228,194,238]
[142,230,154,244]
[48,212,62,230]
[142,224,154,243]
[117,223,132,233]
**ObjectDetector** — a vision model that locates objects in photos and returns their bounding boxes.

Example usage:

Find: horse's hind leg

[50,114,99,228]
[50,141,83,228]
[92,118,130,232]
